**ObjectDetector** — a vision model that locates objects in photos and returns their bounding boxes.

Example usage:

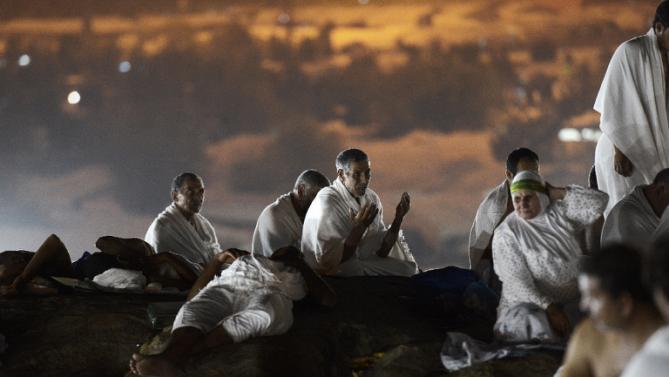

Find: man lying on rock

[130,246,336,377]
[0,233,199,297]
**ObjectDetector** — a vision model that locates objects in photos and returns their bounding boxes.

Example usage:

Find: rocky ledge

[0,276,561,377]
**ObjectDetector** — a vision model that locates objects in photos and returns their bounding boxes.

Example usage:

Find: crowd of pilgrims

[5,2,669,376]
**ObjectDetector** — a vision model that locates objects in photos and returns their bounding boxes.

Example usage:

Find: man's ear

[620,293,635,319]
[655,22,666,35]
[505,170,514,183]
[337,169,345,181]
[171,191,178,202]
[296,183,306,198]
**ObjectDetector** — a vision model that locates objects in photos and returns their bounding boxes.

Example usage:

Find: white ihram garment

[252,193,303,257]
[301,179,417,276]
[594,29,669,215]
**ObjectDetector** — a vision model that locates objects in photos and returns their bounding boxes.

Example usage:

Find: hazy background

[0,0,658,268]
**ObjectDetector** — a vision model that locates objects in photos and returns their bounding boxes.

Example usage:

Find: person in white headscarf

[601,168,669,249]
[594,1,669,215]
[251,170,330,257]
[145,172,221,274]
[468,147,540,289]
[301,148,417,277]
[492,171,608,342]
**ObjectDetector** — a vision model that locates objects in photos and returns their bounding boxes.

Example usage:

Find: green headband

[510,179,545,194]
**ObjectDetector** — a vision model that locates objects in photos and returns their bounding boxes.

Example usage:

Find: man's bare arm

[186,249,248,300]
[376,192,410,258]
[560,321,596,377]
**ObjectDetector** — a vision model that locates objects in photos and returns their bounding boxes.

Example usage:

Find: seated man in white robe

[621,235,669,377]
[129,246,336,377]
[252,170,330,257]
[558,244,663,377]
[468,147,540,289]
[301,148,418,277]
[601,168,669,248]
[594,0,669,215]
[493,171,608,342]
[145,172,221,275]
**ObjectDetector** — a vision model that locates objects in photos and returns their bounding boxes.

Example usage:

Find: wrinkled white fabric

[145,203,221,273]
[620,326,669,377]
[173,255,306,343]
[301,178,417,276]
[594,29,669,214]
[252,193,303,257]
[601,185,659,248]
[468,180,509,269]
[652,205,669,242]
[493,186,608,318]
[92,268,147,290]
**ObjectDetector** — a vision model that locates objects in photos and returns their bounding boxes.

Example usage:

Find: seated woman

[492,171,608,342]
[0,234,198,297]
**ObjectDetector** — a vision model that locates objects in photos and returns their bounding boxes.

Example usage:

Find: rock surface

[0,277,561,377]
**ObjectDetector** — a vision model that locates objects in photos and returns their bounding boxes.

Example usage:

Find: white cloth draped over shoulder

[468,180,509,269]
[601,185,660,248]
[651,205,669,242]
[620,326,669,377]
[301,178,417,276]
[145,203,221,273]
[594,29,669,214]
[252,193,303,257]
[492,186,608,341]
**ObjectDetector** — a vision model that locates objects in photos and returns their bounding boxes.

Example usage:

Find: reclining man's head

[579,244,653,331]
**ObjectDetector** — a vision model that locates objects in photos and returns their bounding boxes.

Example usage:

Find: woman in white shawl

[492,171,608,342]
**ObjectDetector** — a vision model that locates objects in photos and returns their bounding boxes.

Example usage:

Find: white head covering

[511,170,550,215]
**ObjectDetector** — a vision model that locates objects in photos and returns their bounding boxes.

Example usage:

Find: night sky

[0,0,657,268]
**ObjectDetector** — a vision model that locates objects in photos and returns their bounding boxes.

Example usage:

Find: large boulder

[0,277,561,377]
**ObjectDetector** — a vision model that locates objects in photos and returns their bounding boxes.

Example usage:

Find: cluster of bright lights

[558,128,601,143]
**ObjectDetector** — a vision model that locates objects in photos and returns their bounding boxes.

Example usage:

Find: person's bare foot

[130,353,182,377]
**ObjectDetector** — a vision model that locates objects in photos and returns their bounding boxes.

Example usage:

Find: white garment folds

[252,193,303,257]
[172,255,306,343]
[621,326,669,377]
[594,29,669,214]
[301,178,417,276]
[601,185,659,248]
[145,203,221,273]
[468,180,509,269]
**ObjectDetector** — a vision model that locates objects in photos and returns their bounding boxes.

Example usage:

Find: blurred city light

[277,13,290,24]
[67,90,81,105]
[18,54,31,67]
[118,61,132,73]
[358,0,370,5]
[558,128,602,143]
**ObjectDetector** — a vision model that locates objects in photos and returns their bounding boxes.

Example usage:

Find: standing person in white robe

[620,236,669,377]
[301,148,418,277]
[594,1,669,215]
[493,171,608,342]
[252,170,330,257]
[129,246,336,377]
[601,168,669,248]
[468,147,540,289]
[145,172,221,274]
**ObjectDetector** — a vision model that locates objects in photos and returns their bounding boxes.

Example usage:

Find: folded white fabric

[93,268,147,290]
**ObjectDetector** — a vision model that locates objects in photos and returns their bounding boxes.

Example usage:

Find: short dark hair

[655,1,669,28]
[171,172,201,193]
[295,169,330,189]
[506,147,539,175]
[580,244,652,303]
[647,235,669,301]
[653,168,669,185]
[336,148,369,172]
